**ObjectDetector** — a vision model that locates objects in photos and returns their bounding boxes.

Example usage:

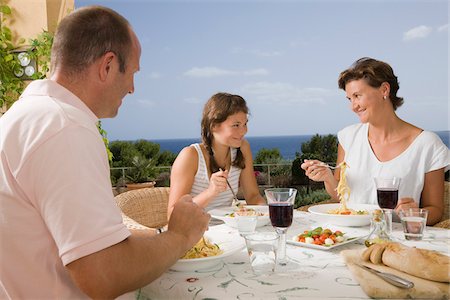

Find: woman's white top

[338,123,450,206]
[190,143,241,211]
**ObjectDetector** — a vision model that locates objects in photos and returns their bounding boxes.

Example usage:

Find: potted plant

[125,155,157,190]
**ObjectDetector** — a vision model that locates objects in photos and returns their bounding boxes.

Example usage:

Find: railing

[254,162,292,186]
[110,162,293,186]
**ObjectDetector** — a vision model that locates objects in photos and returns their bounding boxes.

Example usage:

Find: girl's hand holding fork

[207,169,229,197]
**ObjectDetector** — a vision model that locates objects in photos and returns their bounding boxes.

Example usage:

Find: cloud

[231,47,283,57]
[438,24,449,32]
[183,97,202,104]
[183,67,269,78]
[249,49,283,57]
[241,81,336,104]
[289,40,310,48]
[243,68,270,76]
[183,67,237,78]
[136,99,156,107]
[403,25,432,41]
[149,72,161,79]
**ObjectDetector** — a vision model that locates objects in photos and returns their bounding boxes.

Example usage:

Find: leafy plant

[0,4,53,109]
[28,30,53,79]
[126,155,157,183]
[294,187,330,208]
[0,4,25,108]
[97,121,113,164]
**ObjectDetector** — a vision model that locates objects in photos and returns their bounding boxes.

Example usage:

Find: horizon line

[111,130,450,142]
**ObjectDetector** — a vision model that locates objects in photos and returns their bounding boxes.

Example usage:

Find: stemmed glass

[264,188,297,265]
[374,177,401,236]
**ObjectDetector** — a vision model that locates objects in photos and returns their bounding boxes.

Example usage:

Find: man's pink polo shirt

[0,80,131,298]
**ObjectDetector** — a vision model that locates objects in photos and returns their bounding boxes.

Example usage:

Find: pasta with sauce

[181,237,223,259]
[327,162,367,215]
[226,206,266,217]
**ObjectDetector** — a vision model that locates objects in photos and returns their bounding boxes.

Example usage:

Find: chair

[120,212,151,231]
[433,181,450,229]
[115,187,170,229]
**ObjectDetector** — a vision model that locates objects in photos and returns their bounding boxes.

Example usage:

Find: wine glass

[264,188,297,265]
[374,177,401,235]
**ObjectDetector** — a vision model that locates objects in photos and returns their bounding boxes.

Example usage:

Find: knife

[356,264,415,289]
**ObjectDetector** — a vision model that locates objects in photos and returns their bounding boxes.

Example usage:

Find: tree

[134,139,160,160]
[254,148,282,164]
[292,134,338,186]
[109,140,178,185]
[156,150,177,166]
[299,134,337,163]
[109,141,140,167]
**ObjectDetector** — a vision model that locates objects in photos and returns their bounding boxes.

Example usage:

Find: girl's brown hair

[201,93,249,174]
[338,57,404,110]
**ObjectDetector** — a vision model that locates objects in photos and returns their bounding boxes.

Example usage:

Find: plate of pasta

[170,233,245,272]
[307,161,376,226]
[209,205,270,228]
[308,203,378,227]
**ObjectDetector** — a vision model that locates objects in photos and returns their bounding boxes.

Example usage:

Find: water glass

[398,208,428,240]
[244,232,279,275]
[236,214,257,236]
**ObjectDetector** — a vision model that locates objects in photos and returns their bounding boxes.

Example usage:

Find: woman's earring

[383,96,387,100]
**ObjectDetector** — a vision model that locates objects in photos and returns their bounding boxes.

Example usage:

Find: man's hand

[168,195,210,253]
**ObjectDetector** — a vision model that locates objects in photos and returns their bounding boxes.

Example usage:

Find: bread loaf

[382,242,450,283]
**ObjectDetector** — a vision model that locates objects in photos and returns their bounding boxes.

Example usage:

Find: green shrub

[292,134,338,186]
[294,187,330,208]
[291,157,309,185]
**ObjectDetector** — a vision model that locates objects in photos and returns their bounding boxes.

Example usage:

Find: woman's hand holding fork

[301,159,335,182]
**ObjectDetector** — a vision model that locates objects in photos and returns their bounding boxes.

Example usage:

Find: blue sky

[76,0,449,141]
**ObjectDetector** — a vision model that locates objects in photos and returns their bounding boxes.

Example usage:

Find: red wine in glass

[269,203,293,228]
[377,188,398,209]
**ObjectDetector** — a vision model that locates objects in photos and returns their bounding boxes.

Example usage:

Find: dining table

[136,210,450,300]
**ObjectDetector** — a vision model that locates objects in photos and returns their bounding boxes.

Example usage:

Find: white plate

[170,232,245,272]
[209,205,271,228]
[287,232,363,251]
[308,203,378,227]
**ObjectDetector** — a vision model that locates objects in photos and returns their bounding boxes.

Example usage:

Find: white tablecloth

[137,211,450,299]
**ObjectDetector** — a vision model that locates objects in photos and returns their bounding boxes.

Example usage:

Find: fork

[318,163,339,169]
[226,179,241,207]
[219,168,240,207]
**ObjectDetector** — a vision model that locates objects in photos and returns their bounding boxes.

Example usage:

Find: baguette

[369,243,388,265]
[382,242,450,283]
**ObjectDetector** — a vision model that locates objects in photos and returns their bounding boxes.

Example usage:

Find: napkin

[341,248,450,299]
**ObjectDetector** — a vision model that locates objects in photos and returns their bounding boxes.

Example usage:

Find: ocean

[152,131,450,161]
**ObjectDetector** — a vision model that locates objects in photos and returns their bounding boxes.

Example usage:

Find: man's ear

[99,52,115,81]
